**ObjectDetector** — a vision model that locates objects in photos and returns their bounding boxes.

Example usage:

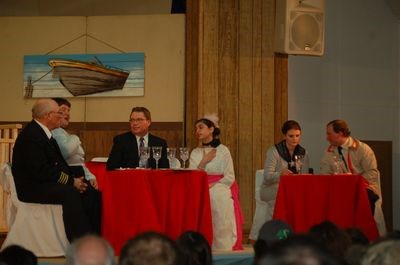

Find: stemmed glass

[332,155,344,174]
[294,155,304,174]
[152,146,162,169]
[139,147,150,168]
[167,147,176,168]
[179,147,190,169]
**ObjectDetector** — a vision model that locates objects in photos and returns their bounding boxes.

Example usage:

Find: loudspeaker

[274,0,325,56]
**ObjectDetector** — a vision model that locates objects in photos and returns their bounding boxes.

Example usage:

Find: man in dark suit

[12,99,100,242]
[106,107,169,170]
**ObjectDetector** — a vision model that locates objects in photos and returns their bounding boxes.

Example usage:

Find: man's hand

[89,178,98,190]
[73,177,88,193]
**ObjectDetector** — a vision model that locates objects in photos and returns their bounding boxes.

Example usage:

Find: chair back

[0,124,22,232]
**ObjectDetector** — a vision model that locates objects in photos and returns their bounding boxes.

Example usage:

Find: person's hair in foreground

[259,234,340,265]
[176,231,212,265]
[65,234,115,265]
[308,221,351,264]
[361,239,400,265]
[253,220,293,265]
[119,231,178,265]
[0,245,37,265]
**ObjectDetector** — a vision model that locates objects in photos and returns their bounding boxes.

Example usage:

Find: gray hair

[31,99,56,119]
[361,240,400,265]
[65,234,115,265]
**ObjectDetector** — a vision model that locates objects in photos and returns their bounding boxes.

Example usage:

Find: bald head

[66,235,115,265]
[32,99,62,130]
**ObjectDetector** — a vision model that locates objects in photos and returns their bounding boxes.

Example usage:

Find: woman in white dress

[259,120,309,220]
[189,114,243,251]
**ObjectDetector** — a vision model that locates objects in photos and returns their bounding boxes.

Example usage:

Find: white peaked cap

[203,113,219,128]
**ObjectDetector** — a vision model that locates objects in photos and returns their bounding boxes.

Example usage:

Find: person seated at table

[51,98,98,190]
[106,107,169,170]
[119,231,178,265]
[259,120,309,221]
[176,231,212,265]
[12,99,98,242]
[51,98,102,235]
[188,114,243,251]
[319,119,385,233]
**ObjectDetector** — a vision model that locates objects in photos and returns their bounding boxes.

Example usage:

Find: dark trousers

[367,189,379,215]
[69,165,102,236]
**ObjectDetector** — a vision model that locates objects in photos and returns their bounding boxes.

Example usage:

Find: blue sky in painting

[24,52,144,97]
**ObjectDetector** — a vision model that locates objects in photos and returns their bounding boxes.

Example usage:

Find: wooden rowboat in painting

[48,58,130,96]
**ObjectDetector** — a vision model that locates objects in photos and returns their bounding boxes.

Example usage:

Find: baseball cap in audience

[258,220,293,244]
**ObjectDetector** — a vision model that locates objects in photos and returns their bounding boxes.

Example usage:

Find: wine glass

[152,146,162,169]
[139,146,150,168]
[167,147,176,168]
[332,155,343,174]
[294,155,304,174]
[179,147,190,169]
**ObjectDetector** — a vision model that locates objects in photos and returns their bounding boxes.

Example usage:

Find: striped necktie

[139,137,145,148]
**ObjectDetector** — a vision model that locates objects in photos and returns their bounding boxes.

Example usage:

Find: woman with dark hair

[176,231,212,265]
[189,114,243,251]
[258,120,309,225]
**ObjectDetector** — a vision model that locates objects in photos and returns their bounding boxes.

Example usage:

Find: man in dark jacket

[12,99,100,242]
[106,107,169,170]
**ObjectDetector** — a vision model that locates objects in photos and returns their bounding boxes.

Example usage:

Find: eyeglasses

[129,118,147,123]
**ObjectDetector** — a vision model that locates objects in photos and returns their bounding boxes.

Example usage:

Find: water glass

[139,146,150,168]
[152,146,162,169]
[167,147,176,168]
[179,147,190,168]
[294,155,304,174]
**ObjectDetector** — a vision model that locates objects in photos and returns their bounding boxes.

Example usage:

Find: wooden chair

[0,124,22,232]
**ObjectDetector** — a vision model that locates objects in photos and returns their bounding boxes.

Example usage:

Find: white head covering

[202,113,219,128]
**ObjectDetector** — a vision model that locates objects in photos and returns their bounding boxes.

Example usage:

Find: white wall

[288,0,400,229]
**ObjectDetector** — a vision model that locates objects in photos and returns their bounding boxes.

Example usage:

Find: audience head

[361,239,400,265]
[254,220,293,265]
[195,113,221,147]
[129,107,152,137]
[0,245,37,265]
[259,234,340,265]
[119,232,178,265]
[176,231,212,265]
[31,98,62,130]
[65,234,115,265]
[345,227,369,245]
[308,221,351,264]
[326,120,351,146]
[52,97,71,128]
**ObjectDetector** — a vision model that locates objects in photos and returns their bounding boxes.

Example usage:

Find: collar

[135,133,149,145]
[34,119,52,139]
[327,137,359,152]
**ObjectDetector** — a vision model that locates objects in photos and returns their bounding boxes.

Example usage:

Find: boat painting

[23,52,144,98]
[48,58,130,96]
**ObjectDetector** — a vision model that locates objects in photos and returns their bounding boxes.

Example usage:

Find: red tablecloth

[273,174,379,241]
[86,163,213,255]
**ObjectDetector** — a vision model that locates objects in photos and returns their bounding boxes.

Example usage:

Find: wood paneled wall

[186,0,288,234]
[68,122,184,160]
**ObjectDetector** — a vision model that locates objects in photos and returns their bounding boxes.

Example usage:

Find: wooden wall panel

[71,122,183,160]
[186,0,286,236]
